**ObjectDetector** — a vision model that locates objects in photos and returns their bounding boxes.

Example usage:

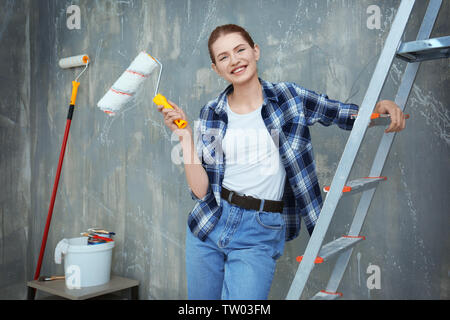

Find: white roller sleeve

[59,54,89,69]
[97,52,159,115]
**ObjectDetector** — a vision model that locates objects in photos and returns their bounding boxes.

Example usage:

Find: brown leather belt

[221,187,284,213]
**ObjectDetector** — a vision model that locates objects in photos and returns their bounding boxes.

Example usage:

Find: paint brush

[87,228,116,235]
[38,275,65,281]
[80,232,114,242]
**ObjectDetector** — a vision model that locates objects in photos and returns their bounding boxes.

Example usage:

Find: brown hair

[208,24,255,64]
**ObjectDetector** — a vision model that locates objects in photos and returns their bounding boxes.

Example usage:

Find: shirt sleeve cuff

[337,103,359,130]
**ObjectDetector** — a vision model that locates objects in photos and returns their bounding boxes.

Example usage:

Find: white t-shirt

[222,102,286,201]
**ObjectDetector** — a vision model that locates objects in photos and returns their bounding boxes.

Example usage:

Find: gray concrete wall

[0,0,448,299]
[0,0,31,299]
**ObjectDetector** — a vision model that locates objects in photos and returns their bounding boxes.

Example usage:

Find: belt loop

[228,191,234,203]
[259,199,265,212]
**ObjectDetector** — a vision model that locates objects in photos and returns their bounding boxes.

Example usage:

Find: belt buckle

[227,191,234,203]
[259,199,265,212]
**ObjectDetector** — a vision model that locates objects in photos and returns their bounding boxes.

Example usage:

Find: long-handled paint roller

[29,54,90,299]
[97,51,187,129]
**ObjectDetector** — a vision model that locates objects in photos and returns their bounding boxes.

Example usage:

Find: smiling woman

[155,23,406,300]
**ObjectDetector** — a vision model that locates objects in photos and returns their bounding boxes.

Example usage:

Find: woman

[157,24,406,300]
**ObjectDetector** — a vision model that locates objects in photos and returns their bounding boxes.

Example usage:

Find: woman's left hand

[374,100,407,133]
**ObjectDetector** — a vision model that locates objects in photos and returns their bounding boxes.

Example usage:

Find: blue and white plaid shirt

[188,79,359,241]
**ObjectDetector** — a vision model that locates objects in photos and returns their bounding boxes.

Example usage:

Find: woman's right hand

[156,99,192,137]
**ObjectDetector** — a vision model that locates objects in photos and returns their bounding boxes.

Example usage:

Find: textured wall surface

[0,0,448,299]
[0,0,31,299]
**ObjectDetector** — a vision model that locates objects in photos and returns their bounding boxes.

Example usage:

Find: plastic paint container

[62,237,114,288]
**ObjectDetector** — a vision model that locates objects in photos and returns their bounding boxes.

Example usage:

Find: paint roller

[30,54,90,299]
[97,51,187,129]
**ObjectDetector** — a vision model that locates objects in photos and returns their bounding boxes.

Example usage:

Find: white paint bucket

[58,237,114,289]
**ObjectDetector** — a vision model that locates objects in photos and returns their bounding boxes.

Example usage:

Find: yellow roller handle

[70,81,80,105]
[153,93,188,129]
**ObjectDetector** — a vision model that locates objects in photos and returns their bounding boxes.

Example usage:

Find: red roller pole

[28,81,79,299]
[33,116,73,280]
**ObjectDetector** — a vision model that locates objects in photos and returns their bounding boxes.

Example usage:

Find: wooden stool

[27,275,139,300]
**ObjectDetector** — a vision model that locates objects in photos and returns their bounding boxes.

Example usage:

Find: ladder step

[296,235,365,264]
[318,236,365,261]
[396,36,450,62]
[350,113,410,127]
[323,176,387,196]
[310,290,343,300]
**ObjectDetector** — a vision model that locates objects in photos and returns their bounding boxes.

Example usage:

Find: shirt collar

[211,78,279,115]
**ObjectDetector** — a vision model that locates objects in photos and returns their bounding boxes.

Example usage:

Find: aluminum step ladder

[286,0,449,300]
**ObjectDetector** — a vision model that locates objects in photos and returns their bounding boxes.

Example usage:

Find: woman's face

[211,32,260,86]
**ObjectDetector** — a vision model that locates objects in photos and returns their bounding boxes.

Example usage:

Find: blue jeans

[186,199,286,300]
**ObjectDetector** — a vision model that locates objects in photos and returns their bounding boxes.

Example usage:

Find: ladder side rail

[285,0,416,300]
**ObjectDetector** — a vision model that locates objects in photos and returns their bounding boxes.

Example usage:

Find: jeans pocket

[255,211,283,230]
